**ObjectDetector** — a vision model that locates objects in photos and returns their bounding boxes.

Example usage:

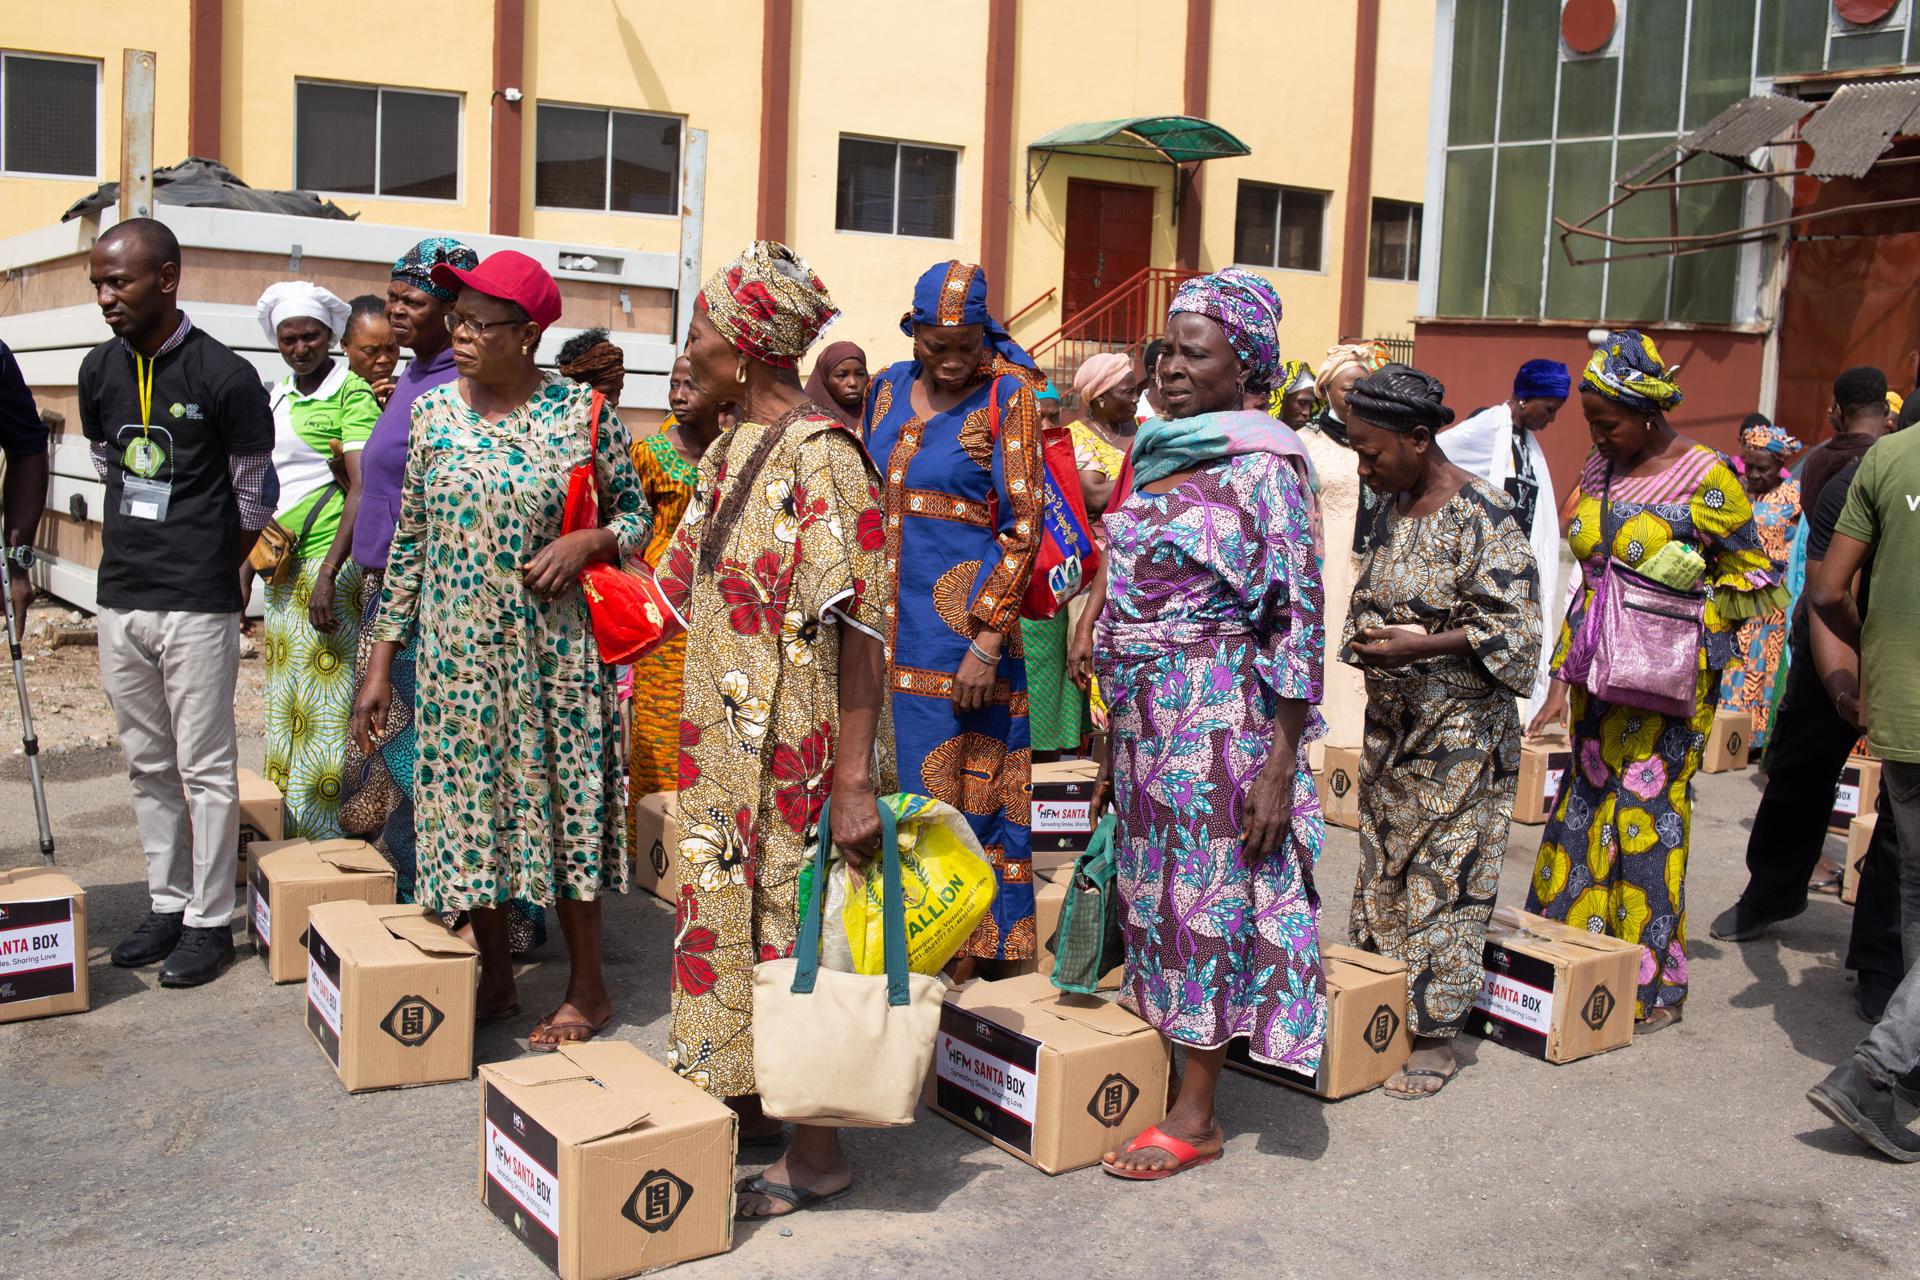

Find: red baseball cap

[430,249,563,329]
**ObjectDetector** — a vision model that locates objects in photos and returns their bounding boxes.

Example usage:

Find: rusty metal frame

[1555,145,1920,266]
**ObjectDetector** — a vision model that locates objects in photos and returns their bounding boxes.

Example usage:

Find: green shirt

[1834,427,1920,762]
[268,363,378,558]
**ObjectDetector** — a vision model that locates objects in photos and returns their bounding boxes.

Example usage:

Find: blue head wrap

[900,260,1038,371]
[392,236,479,302]
[1514,358,1571,401]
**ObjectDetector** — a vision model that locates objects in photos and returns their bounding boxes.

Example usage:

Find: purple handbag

[1555,470,1704,718]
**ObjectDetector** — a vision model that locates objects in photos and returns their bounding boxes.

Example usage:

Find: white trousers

[98,608,241,927]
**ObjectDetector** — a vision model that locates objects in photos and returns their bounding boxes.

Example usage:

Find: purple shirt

[352,345,458,569]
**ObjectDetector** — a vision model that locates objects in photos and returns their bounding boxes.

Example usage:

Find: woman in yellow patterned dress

[659,242,889,1218]
[1526,332,1784,1031]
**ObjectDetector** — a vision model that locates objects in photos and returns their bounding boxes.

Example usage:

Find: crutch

[0,551,55,864]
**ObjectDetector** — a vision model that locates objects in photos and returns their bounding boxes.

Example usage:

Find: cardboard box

[236,767,286,887]
[0,868,88,1024]
[1224,944,1411,1098]
[1029,759,1101,863]
[1467,907,1638,1063]
[1702,710,1753,774]
[1315,746,1361,830]
[305,901,478,1092]
[1031,875,1123,991]
[1844,813,1876,906]
[1513,736,1574,825]
[480,1043,735,1278]
[631,791,681,904]
[926,973,1170,1174]
[250,839,396,983]
[1831,755,1882,834]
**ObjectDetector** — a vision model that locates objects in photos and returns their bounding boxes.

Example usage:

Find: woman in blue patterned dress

[863,261,1044,969]
[1096,269,1327,1180]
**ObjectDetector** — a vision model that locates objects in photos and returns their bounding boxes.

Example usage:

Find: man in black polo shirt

[80,218,277,987]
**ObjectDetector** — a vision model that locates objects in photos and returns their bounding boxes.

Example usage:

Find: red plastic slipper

[1101,1124,1223,1181]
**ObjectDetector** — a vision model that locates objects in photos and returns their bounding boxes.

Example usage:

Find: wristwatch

[4,545,33,570]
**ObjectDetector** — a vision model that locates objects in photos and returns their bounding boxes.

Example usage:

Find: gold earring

[735,360,749,385]
[521,345,531,355]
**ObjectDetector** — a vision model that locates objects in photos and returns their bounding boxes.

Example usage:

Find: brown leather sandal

[528,1010,612,1052]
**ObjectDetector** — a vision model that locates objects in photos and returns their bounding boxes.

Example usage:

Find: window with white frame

[835,137,957,238]
[1234,181,1327,272]
[534,104,680,215]
[295,81,459,201]
[1,51,98,178]
[1369,198,1422,282]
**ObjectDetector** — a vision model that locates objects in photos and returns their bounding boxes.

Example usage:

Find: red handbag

[561,391,683,664]
[987,378,1103,620]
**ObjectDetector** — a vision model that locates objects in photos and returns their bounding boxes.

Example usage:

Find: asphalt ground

[2,737,1913,1279]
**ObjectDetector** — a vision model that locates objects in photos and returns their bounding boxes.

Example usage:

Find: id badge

[121,475,173,522]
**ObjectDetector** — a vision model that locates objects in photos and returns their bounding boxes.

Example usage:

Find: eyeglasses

[445,312,519,336]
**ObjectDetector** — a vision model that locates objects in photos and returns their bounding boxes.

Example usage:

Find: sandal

[1101,1124,1223,1181]
[734,1172,850,1219]
[1385,1066,1455,1100]
[1636,1006,1683,1035]
[527,1010,612,1052]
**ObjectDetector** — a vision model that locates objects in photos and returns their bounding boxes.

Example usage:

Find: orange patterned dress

[1717,476,1800,750]
[627,428,699,799]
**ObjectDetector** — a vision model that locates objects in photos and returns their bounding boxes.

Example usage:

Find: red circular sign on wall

[1562,0,1617,55]
[1836,0,1899,25]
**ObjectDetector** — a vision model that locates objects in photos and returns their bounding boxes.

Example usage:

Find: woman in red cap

[351,250,651,1050]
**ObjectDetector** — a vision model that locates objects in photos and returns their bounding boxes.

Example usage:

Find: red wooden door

[1062,180,1155,341]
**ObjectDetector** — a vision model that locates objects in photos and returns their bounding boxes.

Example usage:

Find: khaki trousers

[99,608,241,927]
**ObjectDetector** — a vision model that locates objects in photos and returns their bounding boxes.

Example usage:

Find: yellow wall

[520,0,762,269]
[0,0,1434,369]
[1,3,191,233]
[221,0,494,233]
[788,0,989,372]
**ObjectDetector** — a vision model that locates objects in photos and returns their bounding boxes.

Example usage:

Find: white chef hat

[256,281,353,344]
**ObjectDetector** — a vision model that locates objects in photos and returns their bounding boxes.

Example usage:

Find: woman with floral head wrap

[863,260,1045,973]
[1524,331,1785,1032]
[656,242,889,1218]
[1340,364,1541,1098]
[1715,415,1803,754]
[251,281,378,839]
[1094,268,1329,1180]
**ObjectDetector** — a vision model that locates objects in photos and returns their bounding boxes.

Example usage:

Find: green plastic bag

[1049,812,1124,995]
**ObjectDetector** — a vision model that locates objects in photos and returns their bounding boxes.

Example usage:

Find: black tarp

[61,158,355,221]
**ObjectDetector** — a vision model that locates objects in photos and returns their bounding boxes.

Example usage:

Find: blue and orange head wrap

[1740,417,1802,457]
[901,260,1038,372]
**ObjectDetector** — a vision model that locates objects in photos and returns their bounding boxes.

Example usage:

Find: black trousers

[1736,655,1903,982]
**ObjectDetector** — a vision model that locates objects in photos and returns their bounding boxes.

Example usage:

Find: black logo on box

[623,1169,692,1233]
[650,839,668,877]
[1364,1004,1401,1053]
[1583,984,1616,1030]
[1086,1073,1139,1127]
[381,994,445,1046]
[1330,769,1353,798]
[1727,731,1744,758]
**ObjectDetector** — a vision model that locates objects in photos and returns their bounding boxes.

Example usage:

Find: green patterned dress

[371,375,650,910]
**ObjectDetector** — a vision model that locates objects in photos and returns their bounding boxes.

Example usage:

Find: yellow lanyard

[134,352,155,434]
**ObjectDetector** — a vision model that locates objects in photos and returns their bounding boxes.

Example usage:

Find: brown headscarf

[803,340,868,429]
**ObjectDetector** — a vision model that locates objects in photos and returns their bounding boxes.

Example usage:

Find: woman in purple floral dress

[1095,270,1327,1181]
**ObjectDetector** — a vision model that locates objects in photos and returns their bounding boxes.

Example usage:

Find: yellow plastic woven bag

[803,794,995,976]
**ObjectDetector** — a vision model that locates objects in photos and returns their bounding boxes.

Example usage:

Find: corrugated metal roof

[1679,96,1813,161]
[1804,80,1920,178]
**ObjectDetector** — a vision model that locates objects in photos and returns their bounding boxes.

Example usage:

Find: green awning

[1027,115,1252,165]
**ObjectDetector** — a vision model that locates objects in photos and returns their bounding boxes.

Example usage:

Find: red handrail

[1004,287,1056,330]
[1028,267,1200,361]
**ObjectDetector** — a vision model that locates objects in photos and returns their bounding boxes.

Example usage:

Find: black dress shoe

[1859,973,1899,1022]
[111,911,184,968]
[1807,1060,1920,1162]
[1708,901,1801,942]
[158,925,235,987]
